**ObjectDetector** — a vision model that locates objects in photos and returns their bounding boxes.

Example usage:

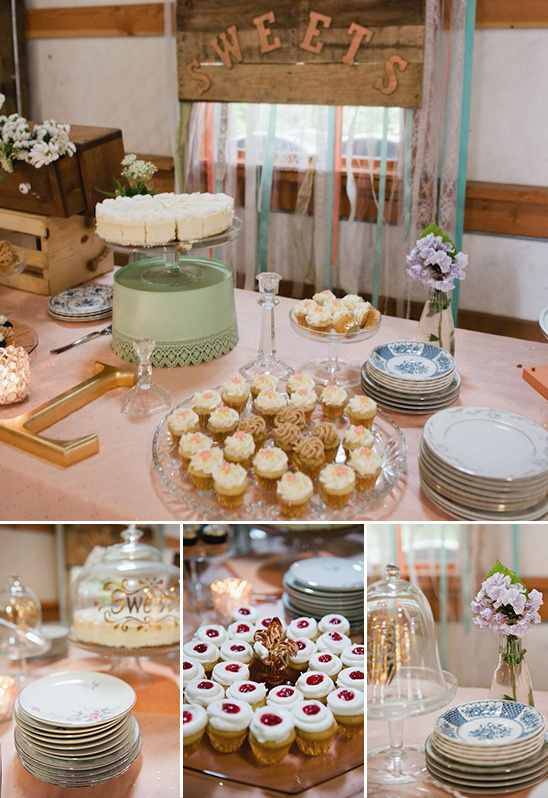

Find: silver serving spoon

[50,325,112,355]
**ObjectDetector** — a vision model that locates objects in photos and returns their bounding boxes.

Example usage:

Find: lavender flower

[406,224,467,293]
[471,563,543,638]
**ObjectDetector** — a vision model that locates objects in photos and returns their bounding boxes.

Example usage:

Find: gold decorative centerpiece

[367,600,412,688]
[252,616,298,687]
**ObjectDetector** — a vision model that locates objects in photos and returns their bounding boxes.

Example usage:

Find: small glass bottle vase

[417,288,455,354]
[489,634,534,706]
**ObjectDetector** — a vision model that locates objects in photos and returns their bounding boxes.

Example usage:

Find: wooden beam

[464,182,548,239]
[476,0,548,29]
[25,3,174,39]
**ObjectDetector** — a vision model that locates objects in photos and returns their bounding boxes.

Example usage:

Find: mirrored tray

[152,393,407,521]
[184,730,364,794]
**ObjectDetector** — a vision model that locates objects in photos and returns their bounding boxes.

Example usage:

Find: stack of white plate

[361,341,459,414]
[29,624,69,660]
[426,700,548,794]
[419,405,548,520]
[282,557,364,634]
[14,672,140,787]
[47,285,113,322]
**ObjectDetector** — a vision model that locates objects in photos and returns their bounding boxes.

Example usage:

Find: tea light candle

[210,578,253,624]
[0,345,30,405]
[0,675,15,722]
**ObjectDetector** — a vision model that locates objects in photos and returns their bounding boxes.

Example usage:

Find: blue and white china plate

[426,734,548,775]
[47,285,113,319]
[368,341,455,381]
[423,406,548,482]
[435,701,546,746]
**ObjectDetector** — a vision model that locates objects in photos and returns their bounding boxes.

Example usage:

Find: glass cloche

[70,525,180,655]
[367,564,457,785]
[0,574,50,684]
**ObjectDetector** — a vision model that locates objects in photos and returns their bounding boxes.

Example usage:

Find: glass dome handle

[121,524,143,544]
[385,563,401,587]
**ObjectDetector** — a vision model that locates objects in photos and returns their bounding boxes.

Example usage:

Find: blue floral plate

[435,700,546,747]
[368,341,455,382]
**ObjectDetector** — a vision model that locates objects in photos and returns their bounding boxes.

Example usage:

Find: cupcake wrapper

[346,412,375,428]
[224,453,253,470]
[335,719,364,739]
[320,403,347,420]
[323,445,339,463]
[254,408,279,425]
[206,727,248,753]
[222,398,249,415]
[248,731,296,765]
[215,488,246,509]
[188,473,215,491]
[277,497,311,518]
[183,730,205,758]
[255,473,284,491]
[319,487,353,509]
[354,472,380,491]
[295,725,337,756]
[209,426,238,444]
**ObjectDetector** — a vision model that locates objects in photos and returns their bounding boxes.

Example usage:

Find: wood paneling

[476,0,548,29]
[24,3,173,39]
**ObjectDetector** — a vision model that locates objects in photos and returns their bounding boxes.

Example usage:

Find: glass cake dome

[70,524,180,655]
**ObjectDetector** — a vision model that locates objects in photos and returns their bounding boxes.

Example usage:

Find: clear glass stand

[70,638,180,691]
[240,272,293,380]
[121,339,171,416]
[368,721,428,784]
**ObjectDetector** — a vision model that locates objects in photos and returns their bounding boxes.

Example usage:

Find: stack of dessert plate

[47,285,113,322]
[14,671,141,787]
[29,623,69,660]
[426,700,548,794]
[361,341,460,414]
[419,406,548,520]
[282,557,364,634]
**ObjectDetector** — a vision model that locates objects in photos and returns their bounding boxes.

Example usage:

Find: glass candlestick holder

[121,338,171,416]
[240,272,293,380]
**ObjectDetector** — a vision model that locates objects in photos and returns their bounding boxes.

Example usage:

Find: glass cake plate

[152,392,407,521]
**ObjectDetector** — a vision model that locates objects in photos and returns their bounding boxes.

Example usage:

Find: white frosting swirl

[348,447,382,477]
[288,638,317,666]
[194,625,228,647]
[286,373,316,393]
[320,385,348,405]
[353,304,371,325]
[220,640,254,664]
[294,299,317,317]
[288,389,316,411]
[340,645,365,667]
[319,464,355,492]
[188,447,224,476]
[192,389,221,411]
[168,408,199,435]
[227,621,257,643]
[179,432,214,458]
[318,614,351,635]
[312,290,336,306]
[295,671,334,699]
[292,700,335,733]
[183,657,205,685]
[326,687,364,716]
[212,461,248,489]
[206,698,253,732]
[315,631,352,655]
[341,294,366,310]
[266,685,304,710]
[212,660,250,686]
[249,707,295,744]
[253,447,288,475]
[255,389,286,412]
[251,373,278,393]
[286,618,318,641]
[230,605,259,624]
[337,667,365,692]
[184,677,225,706]
[223,431,255,460]
[308,652,342,676]
[183,641,220,666]
[221,375,250,400]
[342,425,375,450]
[226,680,267,705]
[208,405,240,430]
[347,395,376,415]
[306,305,331,326]
[183,703,208,738]
[276,472,313,503]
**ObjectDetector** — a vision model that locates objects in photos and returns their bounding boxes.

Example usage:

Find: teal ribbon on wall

[372,108,389,308]
[322,106,337,290]
[257,105,278,273]
[512,524,520,575]
[461,524,471,634]
[403,108,413,240]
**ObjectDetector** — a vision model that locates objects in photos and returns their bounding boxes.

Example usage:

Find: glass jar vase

[417,288,455,355]
[489,634,534,706]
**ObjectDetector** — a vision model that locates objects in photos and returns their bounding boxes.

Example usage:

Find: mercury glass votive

[210,578,253,624]
[0,675,15,722]
[0,346,30,405]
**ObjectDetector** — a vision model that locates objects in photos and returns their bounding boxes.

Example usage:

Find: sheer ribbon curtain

[176,0,475,314]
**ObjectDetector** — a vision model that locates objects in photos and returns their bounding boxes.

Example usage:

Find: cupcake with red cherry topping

[337,667,364,692]
[287,638,317,672]
[256,615,281,632]
[219,640,254,665]
[286,617,318,642]
[341,644,364,669]
[182,641,220,674]
[318,614,351,636]
[220,374,250,414]
[316,630,352,656]
[205,698,253,753]
[267,685,304,711]
[184,677,225,707]
[183,657,205,688]
[194,624,228,648]
[212,660,250,689]
[227,621,257,644]
[248,706,296,765]
[167,407,199,438]
[295,671,334,704]
[226,680,267,711]
[192,389,222,425]
[231,605,259,625]
[326,687,364,738]
[308,652,343,679]
[291,700,337,756]
[183,704,208,757]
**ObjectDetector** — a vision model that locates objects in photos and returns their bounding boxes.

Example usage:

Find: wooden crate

[0,125,124,217]
[0,208,113,295]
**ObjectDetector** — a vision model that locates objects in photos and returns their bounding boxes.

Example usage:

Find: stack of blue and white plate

[47,285,113,322]
[282,557,364,635]
[426,700,548,794]
[361,341,459,414]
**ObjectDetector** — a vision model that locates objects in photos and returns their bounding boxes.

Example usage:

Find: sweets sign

[177,0,425,107]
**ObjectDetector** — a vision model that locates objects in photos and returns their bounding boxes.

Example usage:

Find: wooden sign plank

[177,0,425,107]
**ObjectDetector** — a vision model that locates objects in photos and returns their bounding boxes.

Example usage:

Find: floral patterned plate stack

[426,700,548,794]
[361,341,460,414]
[14,671,141,787]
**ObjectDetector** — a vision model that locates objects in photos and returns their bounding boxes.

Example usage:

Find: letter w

[209,25,243,68]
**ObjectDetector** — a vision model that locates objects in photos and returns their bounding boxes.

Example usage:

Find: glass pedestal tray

[289,308,381,388]
[184,721,363,795]
[69,638,179,689]
[153,394,407,521]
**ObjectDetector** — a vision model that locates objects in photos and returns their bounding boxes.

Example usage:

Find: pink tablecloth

[1,278,547,520]
[0,646,179,797]
[367,686,548,797]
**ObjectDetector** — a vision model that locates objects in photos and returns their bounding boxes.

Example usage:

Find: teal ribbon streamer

[403,108,413,240]
[452,0,477,323]
[372,108,389,307]
[257,105,278,273]
[461,524,471,634]
[439,526,448,670]
[512,524,520,575]
[322,106,337,289]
